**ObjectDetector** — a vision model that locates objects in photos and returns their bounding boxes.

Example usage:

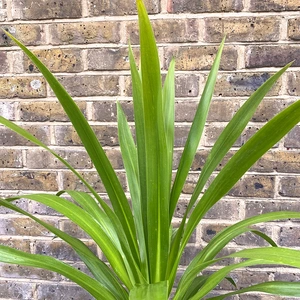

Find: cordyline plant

[1,1,300,299]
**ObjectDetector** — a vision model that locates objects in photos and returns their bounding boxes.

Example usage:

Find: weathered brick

[279,225,300,247]
[164,46,238,71]
[204,17,280,43]
[93,100,133,122]
[284,126,300,148]
[12,0,82,20]
[61,171,127,193]
[29,201,62,216]
[36,283,93,300]
[60,220,89,239]
[0,237,30,251]
[0,170,58,191]
[26,149,92,169]
[245,199,300,218]
[0,24,45,46]
[0,0,7,21]
[0,51,9,73]
[33,240,97,261]
[0,197,29,214]
[273,270,300,282]
[287,72,300,96]
[174,125,191,147]
[246,45,300,68]
[24,48,83,73]
[54,125,119,147]
[0,281,34,299]
[105,149,124,169]
[205,125,242,147]
[0,216,58,236]
[20,101,86,122]
[279,176,300,197]
[234,225,273,246]
[288,18,300,40]
[249,0,300,11]
[205,199,241,220]
[0,264,59,281]
[87,48,138,71]
[201,223,228,243]
[168,0,243,13]
[0,76,46,99]
[180,245,201,266]
[125,19,199,44]
[0,101,15,120]
[0,149,23,168]
[213,72,282,97]
[51,75,119,97]
[0,125,50,146]
[229,175,275,198]
[50,21,120,45]
[87,0,160,16]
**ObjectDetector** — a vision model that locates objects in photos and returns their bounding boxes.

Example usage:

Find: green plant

[1,0,300,298]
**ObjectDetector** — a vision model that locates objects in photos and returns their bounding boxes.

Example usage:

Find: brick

[61,171,127,193]
[0,101,15,120]
[60,220,89,239]
[0,0,7,21]
[168,0,243,13]
[252,99,291,122]
[164,46,238,71]
[279,225,300,247]
[0,264,59,281]
[0,238,30,251]
[288,18,300,40]
[204,199,241,220]
[249,0,300,11]
[246,45,300,68]
[245,199,300,218]
[29,201,62,216]
[287,72,300,96]
[12,0,82,20]
[204,17,280,43]
[20,101,86,122]
[125,19,198,44]
[33,240,97,261]
[54,125,119,147]
[36,283,93,300]
[284,126,300,148]
[0,216,58,236]
[52,75,119,97]
[87,0,160,16]
[174,125,191,147]
[279,176,300,197]
[0,125,50,146]
[105,149,124,169]
[0,149,23,168]
[213,72,282,97]
[0,281,34,299]
[0,76,46,99]
[0,51,9,73]
[205,125,242,147]
[87,48,138,71]
[180,245,201,266]
[24,48,83,73]
[0,197,29,214]
[273,270,300,282]
[26,149,92,169]
[50,21,120,45]
[0,24,45,46]
[0,170,58,191]
[229,175,275,198]
[201,223,228,243]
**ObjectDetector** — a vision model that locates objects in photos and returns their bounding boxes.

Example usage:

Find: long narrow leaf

[129,281,168,300]
[0,245,115,300]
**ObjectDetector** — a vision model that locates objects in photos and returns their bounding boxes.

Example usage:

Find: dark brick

[60,220,89,239]
[284,126,300,148]
[87,0,160,16]
[12,0,82,20]
[246,45,300,68]
[168,0,243,13]
[205,125,242,147]
[279,225,300,247]
[204,199,241,220]
[204,17,280,42]
[249,0,300,11]
[0,281,34,299]
[279,176,300,197]
[229,175,275,198]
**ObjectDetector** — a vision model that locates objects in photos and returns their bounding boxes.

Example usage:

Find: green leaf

[208,281,300,299]
[0,245,116,300]
[117,102,148,281]
[137,0,169,282]
[0,198,128,300]
[169,37,225,220]
[3,29,139,264]
[129,281,168,300]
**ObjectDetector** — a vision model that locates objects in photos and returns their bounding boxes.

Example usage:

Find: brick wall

[0,0,300,299]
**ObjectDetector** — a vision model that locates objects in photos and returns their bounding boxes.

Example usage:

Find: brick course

[0,0,300,299]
